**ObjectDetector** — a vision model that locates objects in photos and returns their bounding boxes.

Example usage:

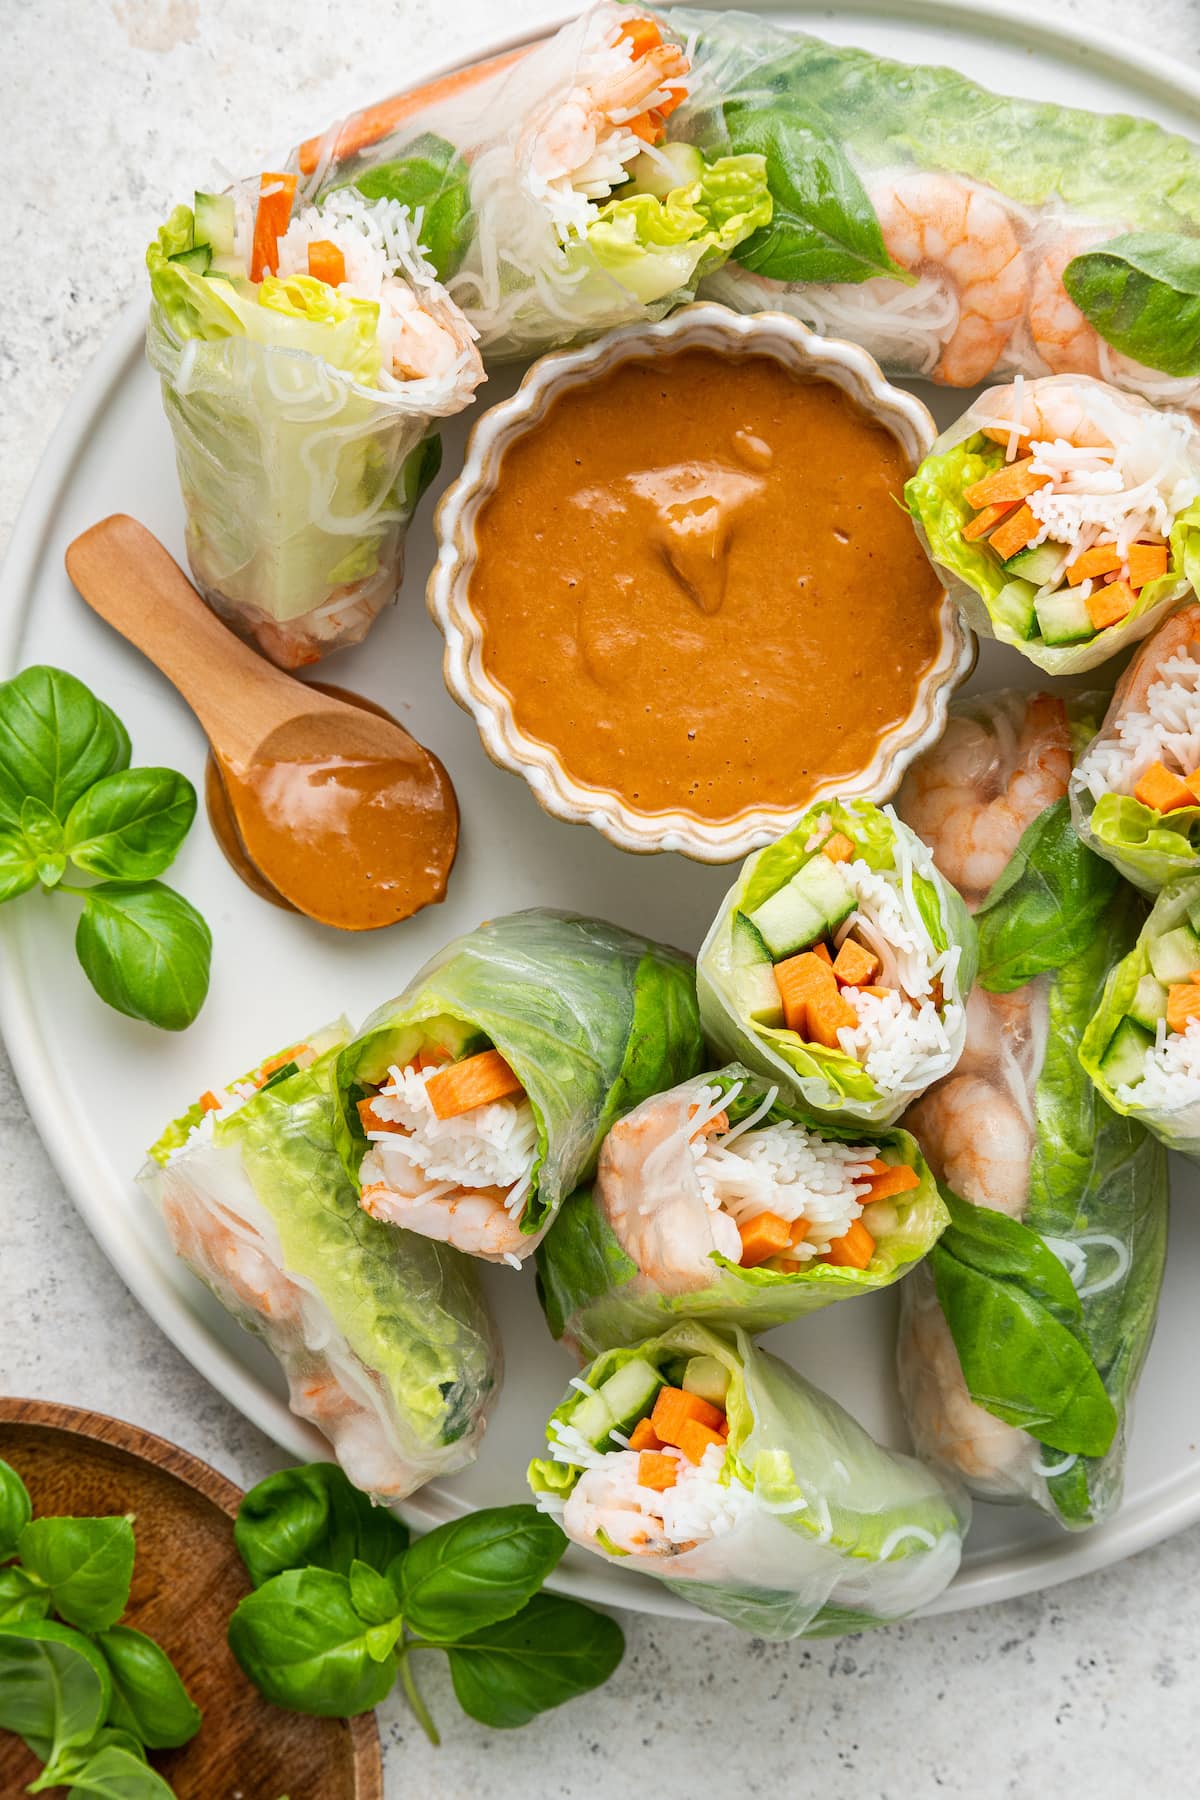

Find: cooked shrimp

[905,1073,1032,1218]
[380,283,484,384]
[1028,228,1109,377]
[160,1188,302,1324]
[596,1087,741,1291]
[897,692,1071,907]
[900,1275,1034,1489]
[872,172,1029,385]
[360,1180,529,1262]
[977,377,1116,452]
[526,24,688,196]
[563,1470,676,1558]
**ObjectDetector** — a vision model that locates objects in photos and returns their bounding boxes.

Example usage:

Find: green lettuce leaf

[976,798,1121,992]
[907,437,1200,674]
[1081,791,1200,895]
[529,1321,968,1641]
[534,1065,947,1356]
[335,910,704,1237]
[581,154,771,304]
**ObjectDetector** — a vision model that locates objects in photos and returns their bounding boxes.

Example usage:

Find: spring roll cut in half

[293,6,772,359]
[683,9,1200,408]
[897,692,1168,1528]
[146,176,484,667]
[528,1323,969,1640]
[697,801,975,1129]
[335,909,705,1266]
[536,1064,946,1356]
[1072,602,1200,894]
[1081,874,1200,1160]
[906,375,1200,674]
[142,1023,500,1500]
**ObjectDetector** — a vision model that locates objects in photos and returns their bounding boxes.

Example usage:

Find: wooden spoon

[66,515,459,931]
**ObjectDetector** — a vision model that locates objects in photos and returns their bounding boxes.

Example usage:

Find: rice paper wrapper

[535,1064,947,1357]
[901,876,1167,1529]
[697,800,976,1129]
[334,908,705,1256]
[141,1023,500,1501]
[1071,601,1200,894]
[146,212,480,669]
[672,8,1200,407]
[1082,874,1200,1158]
[291,4,773,361]
[904,376,1200,676]
[529,1322,969,1641]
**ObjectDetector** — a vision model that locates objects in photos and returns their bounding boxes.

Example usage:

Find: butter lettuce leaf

[581,154,771,305]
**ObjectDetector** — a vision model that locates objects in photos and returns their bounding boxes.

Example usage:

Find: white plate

[3,0,1200,1627]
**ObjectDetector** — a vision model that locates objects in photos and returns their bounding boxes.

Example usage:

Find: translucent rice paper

[668,8,1200,407]
[146,219,481,669]
[335,909,705,1260]
[896,692,1168,1528]
[697,800,976,1129]
[1082,875,1200,1158]
[291,5,771,361]
[141,1023,500,1501]
[535,1064,947,1357]
[906,375,1200,676]
[1071,602,1200,893]
[528,1322,969,1640]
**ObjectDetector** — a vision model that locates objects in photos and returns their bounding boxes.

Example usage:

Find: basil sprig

[0,666,209,1031]
[0,1456,200,1798]
[976,798,1121,993]
[1064,231,1200,378]
[229,1464,623,1741]
[930,1191,1119,1458]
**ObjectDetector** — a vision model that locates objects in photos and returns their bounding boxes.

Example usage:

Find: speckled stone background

[3,2,1200,1794]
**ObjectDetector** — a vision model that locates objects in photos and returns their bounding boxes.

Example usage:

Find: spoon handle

[65,515,304,763]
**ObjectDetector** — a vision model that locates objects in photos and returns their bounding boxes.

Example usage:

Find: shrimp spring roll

[535,1064,946,1357]
[683,10,1200,406]
[147,178,484,667]
[142,1023,499,1500]
[697,800,975,1129]
[292,6,772,360]
[335,909,705,1266]
[906,375,1200,674]
[1081,874,1200,1158]
[1072,601,1200,893]
[897,692,1168,1528]
[528,1322,969,1640]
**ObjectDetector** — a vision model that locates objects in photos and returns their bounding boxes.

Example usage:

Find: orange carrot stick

[1134,760,1195,814]
[963,455,1050,510]
[250,172,297,282]
[638,1451,678,1492]
[823,1217,876,1270]
[738,1211,792,1267]
[962,500,1017,542]
[862,1161,920,1202]
[651,1386,725,1446]
[1066,542,1123,586]
[823,832,856,863]
[986,503,1041,562]
[307,239,347,285]
[425,1048,525,1119]
[1126,542,1170,590]
[677,1419,727,1466]
[831,939,880,988]
[628,1418,663,1453]
[1086,579,1135,632]
[1167,985,1200,1033]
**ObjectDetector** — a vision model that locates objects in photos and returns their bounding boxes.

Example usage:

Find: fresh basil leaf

[0,1455,33,1556]
[347,1560,400,1629]
[346,135,471,281]
[397,1506,566,1643]
[445,1593,624,1730]
[62,1741,176,1799]
[0,827,40,902]
[1065,232,1200,378]
[65,769,197,880]
[20,795,66,887]
[74,881,211,1031]
[938,1188,1082,1321]
[234,1463,409,1589]
[94,1625,201,1749]
[17,1516,136,1631]
[724,103,899,283]
[0,666,131,831]
[977,799,1122,992]
[227,1567,400,1717]
[0,1566,51,1627]
[931,1239,1118,1456]
[0,1619,113,1769]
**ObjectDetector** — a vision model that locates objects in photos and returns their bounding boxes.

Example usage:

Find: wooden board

[0,1397,383,1800]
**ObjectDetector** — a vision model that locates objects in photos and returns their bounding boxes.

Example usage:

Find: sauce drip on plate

[467,348,945,823]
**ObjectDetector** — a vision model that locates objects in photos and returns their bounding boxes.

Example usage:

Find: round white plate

[3,0,1200,1626]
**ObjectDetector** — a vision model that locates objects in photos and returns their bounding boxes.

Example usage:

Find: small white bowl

[428,302,975,863]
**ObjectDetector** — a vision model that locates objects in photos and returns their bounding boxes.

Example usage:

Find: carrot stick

[425,1048,525,1119]
[963,455,1050,510]
[831,939,880,988]
[651,1386,724,1446]
[1126,542,1170,590]
[1066,542,1123,585]
[862,1162,920,1202]
[823,832,856,863]
[812,942,834,966]
[1134,760,1195,814]
[638,1450,678,1492]
[677,1419,727,1466]
[738,1210,792,1267]
[805,985,859,1051]
[628,1418,663,1453]
[962,500,1017,542]
[986,503,1041,562]
[1086,579,1135,632]
[250,172,297,282]
[823,1217,876,1270]
[1167,985,1200,1033]
[199,1090,222,1114]
[616,15,663,55]
[307,239,347,285]
[357,1096,409,1135]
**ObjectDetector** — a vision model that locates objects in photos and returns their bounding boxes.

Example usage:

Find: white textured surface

[2,2,1200,1795]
